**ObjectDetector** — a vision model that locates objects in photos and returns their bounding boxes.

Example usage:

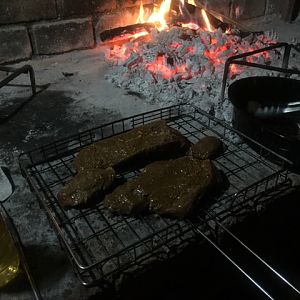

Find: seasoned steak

[104,157,217,218]
[191,136,224,160]
[58,167,116,208]
[73,120,191,173]
[103,180,148,215]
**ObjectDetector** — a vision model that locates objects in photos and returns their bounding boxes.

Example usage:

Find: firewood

[99,23,155,42]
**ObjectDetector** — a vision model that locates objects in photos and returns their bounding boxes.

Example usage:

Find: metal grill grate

[19,104,291,286]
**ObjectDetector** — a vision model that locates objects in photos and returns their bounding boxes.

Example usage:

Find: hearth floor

[0,48,159,300]
[0,19,300,300]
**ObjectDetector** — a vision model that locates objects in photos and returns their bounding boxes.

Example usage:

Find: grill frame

[19,104,292,287]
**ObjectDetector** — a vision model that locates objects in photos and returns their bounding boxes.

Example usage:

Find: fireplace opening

[1,1,300,300]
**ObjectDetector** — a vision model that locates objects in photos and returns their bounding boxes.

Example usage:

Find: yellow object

[0,215,20,289]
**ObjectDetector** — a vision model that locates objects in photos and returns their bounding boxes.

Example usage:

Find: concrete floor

[0,48,158,300]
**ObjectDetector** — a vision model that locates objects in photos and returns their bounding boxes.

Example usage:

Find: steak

[58,167,116,208]
[104,157,217,218]
[191,136,224,160]
[73,120,191,173]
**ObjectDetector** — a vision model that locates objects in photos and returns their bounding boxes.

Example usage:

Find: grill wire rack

[19,104,298,298]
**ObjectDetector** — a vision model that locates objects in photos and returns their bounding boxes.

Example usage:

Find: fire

[201,9,213,32]
[136,1,146,24]
[136,0,214,33]
[137,0,172,31]
[187,0,196,5]
[145,55,187,80]
[148,0,172,30]
[103,1,279,104]
[181,22,200,30]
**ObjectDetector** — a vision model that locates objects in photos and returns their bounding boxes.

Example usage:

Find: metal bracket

[0,65,37,124]
[220,43,300,103]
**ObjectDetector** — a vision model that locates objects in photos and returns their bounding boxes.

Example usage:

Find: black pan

[228,76,300,171]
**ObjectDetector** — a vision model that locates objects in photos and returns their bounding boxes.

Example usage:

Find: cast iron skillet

[228,76,300,172]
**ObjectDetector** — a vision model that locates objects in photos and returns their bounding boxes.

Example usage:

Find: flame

[136,1,146,24]
[136,0,172,31]
[137,0,214,33]
[148,0,172,30]
[187,0,196,5]
[201,9,213,32]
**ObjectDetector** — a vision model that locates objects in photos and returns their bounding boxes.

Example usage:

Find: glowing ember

[145,55,187,80]
[102,0,281,121]
[132,31,149,39]
[181,22,200,30]
[105,26,276,83]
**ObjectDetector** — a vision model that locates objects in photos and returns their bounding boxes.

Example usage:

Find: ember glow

[103,0,277,106]
[181,22,200,30]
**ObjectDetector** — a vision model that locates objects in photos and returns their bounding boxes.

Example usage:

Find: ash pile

[102,25,281,121]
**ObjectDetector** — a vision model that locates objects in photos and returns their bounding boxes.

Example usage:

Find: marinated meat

[58,167,116,208]
[104,157,217,218]
[103,180,148,215]
[191,136,224,160]
[73,120,191,173]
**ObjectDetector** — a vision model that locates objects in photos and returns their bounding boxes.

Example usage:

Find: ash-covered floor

[0,49,159,300]
[0,19,300,300]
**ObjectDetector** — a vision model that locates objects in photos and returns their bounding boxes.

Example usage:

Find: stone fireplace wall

[0,0,154,64]
[206,0,296,22]
[0,0,296,64]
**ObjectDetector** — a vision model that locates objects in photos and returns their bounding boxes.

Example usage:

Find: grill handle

[190,214,300,300]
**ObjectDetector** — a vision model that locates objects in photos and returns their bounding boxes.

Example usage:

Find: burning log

[100,33,151,47]
[184,0,254,33]
[99,23,155,46]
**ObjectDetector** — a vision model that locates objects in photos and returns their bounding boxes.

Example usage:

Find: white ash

[103,26,300,121]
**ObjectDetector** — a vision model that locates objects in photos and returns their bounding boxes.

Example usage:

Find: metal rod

[282,44,292,69]
[193,226,275,300]
[209,214,300,295]
[220,43,300,102]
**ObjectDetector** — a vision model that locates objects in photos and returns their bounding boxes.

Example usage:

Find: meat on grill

[191,136,224,160]
[104,157,217,218]
[57,167,116,208]
[73,120,191,173]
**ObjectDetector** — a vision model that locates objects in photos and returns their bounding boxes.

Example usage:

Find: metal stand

[0,65,37,124]
[220,43,300,102]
